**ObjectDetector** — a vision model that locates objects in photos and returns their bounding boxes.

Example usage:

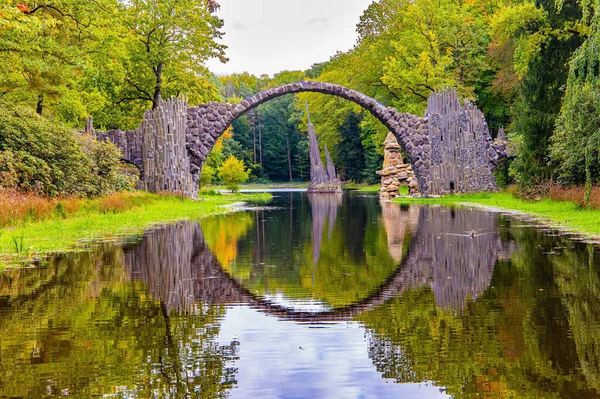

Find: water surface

[1,192,599,398]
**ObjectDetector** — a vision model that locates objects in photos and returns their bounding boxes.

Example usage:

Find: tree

[336,112,366,182]
[118,0,227,110]
[551,8,600,186]
[200,164,215,188]
[218,156,249,192]
[0,0,118,120]
[491,0,584,188]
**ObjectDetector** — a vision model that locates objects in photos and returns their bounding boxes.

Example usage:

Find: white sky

[206,0,374,77]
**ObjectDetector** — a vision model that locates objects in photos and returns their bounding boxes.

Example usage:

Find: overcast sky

[205,0,374,76]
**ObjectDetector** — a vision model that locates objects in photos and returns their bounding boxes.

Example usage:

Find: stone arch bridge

[94,81,508,197]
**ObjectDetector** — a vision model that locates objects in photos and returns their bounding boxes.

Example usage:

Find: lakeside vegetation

[394,189,600,238]
[0,191,271,268]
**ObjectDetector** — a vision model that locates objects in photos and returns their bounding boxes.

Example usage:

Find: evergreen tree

[336,112,366,183]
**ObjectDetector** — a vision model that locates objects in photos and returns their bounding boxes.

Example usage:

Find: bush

[200,164,215,187]
[200,188,221,196]
[217,155,249,192]
[0,102,126,197]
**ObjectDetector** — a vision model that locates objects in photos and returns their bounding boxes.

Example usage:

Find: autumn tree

[218,155,249,192]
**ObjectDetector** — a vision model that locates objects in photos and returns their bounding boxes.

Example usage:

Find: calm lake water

[1,191,600,398]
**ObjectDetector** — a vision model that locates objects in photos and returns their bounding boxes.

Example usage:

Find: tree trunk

[257,110,263,174]
[252,112,257,163]
[286,133,293,182]
[36,94,43,115]
[152,62,163,110]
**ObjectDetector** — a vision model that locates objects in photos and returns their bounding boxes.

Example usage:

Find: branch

[115,95,153,105]
[265,114,287,131]
[29,4,88,29]
[368,82,401,101]
[407,87,427,100]
[416,83,435,92]
[124,78,153,100]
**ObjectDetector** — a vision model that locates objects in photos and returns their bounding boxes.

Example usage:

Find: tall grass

[0,190,158,228]
[0,190,272,266]
[549,184,600,209]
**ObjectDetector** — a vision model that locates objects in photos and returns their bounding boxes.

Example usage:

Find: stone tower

[377,133,419,199]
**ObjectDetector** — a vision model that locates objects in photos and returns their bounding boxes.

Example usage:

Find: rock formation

[306,106,343,193]
[377,133,419,199]
[324,145,337,181]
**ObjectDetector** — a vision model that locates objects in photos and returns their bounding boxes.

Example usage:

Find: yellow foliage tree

[217,155,249,192]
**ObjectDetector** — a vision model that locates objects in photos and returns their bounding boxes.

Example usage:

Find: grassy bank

[0,191,271,268]
[343,184,380,192]
[394,192,600,238]
[343,184,410,195]
[206,182,308,191]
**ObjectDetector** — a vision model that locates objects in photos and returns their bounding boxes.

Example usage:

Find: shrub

[75,133,129,196]
[200,164,215,187]
[0,102,126,197]
[217,155,249,192]
[200,188,221,196]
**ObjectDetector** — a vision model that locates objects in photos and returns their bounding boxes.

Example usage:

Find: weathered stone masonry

[98,81,507,198]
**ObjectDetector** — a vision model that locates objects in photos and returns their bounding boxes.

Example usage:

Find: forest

[1,0,600,194]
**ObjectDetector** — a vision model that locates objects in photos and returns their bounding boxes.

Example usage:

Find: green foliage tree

[491,0,585,189]
[0,0,225,129]
[551,9,600,187]
[218,155,249,192]
[117,0,226,111]
[0,0,119,123]
[200,164,216,187]
[336,112,366,182]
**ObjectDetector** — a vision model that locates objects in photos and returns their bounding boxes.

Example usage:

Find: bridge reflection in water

[6,196,600,397]
[123,201,513,321]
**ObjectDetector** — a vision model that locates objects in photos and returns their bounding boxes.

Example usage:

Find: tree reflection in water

[2,194,600,398]
[361,208,600,398]
[0,226,238,398]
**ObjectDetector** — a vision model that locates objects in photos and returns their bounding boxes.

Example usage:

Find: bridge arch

[185,81,432,193]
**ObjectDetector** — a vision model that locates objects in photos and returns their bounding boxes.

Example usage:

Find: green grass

[206,182,308,191]
[0,191,271,268]
[394,192,600,238]
[343,184,410,195]
[343,184,380,192]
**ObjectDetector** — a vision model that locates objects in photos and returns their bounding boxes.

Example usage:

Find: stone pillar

[306,106,342,193]
[377,133,419,199]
